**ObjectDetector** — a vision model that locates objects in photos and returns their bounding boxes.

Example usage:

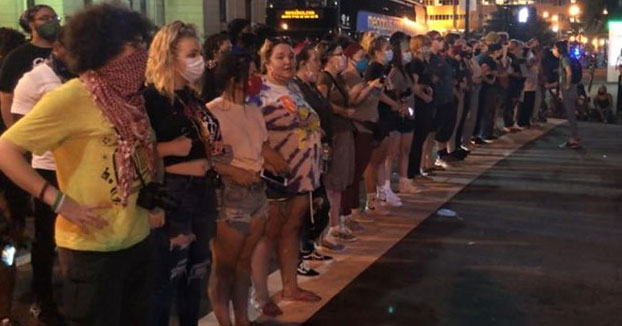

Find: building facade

[0,0,267,40]
[421,0,575,33]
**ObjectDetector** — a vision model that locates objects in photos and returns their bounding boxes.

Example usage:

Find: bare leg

[383,132,400,186]
[326,189,341,228]
[232,216,267,326]
[279,195,320,301]
[250,203,282,315]
[365,137,390,193]
[208,222,247,326]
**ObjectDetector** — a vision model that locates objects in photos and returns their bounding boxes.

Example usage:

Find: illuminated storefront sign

[356,11,423,36]
[280,9,320,20]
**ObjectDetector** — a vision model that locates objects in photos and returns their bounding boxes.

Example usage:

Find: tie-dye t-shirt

[259,77,322,193]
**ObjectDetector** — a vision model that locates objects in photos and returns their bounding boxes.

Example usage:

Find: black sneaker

[472,137,487,145]
[297,260,320,277]
[302,249,333,261]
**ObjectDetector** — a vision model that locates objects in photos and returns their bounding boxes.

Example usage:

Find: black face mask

[474,48,481,56]
[50,55,75,82]
[464,52,473,59]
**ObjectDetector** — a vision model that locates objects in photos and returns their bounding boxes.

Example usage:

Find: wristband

[38,181,50,201]
[54,194,67,214]
[51,191,63,212]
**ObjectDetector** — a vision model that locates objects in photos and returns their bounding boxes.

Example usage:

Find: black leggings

[408,103,435,178]
[434,101,458,143]
[518,91,536,127]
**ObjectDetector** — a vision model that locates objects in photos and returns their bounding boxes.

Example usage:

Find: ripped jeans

[150,173,218,326]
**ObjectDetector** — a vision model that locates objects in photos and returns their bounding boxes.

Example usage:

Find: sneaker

[320,237,346,252]
[378,187,402,207]
[351,209,374,223]
[419,168,435,177]
[481,138,495,144]
[302,249,333,261]
[435,157,450,169]
[297,260,320,277]
[398,179,421,194]
[460,144,471,153]
[343,216,365,232]
[472,137,487,145]
[365,195,390,215]
[329,227,358,242]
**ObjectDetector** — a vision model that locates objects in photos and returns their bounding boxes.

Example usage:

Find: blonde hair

[360,31,376,54]
[410,34,431,53]
[146,21,201,101]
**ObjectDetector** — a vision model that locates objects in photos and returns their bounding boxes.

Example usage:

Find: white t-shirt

[11,62,62,171]
[207,97,268,172]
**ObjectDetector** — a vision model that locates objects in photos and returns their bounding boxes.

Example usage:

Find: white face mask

[402,52,413,64]
[180,56,205,83]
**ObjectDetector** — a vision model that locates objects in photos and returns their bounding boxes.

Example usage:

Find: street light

[542,11,549,19]
[569,5,580,17]
[603,8,609,15]
[552,14,559,22]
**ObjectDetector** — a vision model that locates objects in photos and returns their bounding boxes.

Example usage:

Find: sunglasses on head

[267,36,292,45]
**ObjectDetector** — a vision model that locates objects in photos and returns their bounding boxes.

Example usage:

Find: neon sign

[281,10,320,20]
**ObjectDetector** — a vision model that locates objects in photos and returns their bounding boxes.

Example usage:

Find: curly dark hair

[19,5,55,33]
[0,27,26,57]
[203,32,229,61]
[65,4,153,73]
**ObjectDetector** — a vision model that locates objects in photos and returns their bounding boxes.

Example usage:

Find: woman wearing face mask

[315,41,359,246]
[207,51,275,326]
[341,42,383,223]
[144,21,222,326]
[251,37,322,316]
[406,35,435,181]
[384,32,418,195]
[292,42,338,258]
[363,36,404,215]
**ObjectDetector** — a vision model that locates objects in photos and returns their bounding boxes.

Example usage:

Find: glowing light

[552,24,559,32]
[603,8,608,15]
[518,7,529,23]
[569,35,576,42]
[542,11,549,19]
[600,39,606,46]
[592,39,599,47]
[569,5,580,17]
[281,23,288,30]
[552,15,559,22]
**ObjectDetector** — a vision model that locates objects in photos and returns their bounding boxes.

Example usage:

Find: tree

[483,5,556,45]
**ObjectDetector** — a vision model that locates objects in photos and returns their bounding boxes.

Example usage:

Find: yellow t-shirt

[1,79,151,252]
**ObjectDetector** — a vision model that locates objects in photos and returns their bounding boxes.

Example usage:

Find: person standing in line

[0,26,26,326]
[552,40,581,149]
[9,26,73,326]
[251,37,322,318]
[0,4,161,326]
[144,21,222,326]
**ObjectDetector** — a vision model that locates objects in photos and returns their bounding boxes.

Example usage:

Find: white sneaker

[398,179,422,194]
[378,187,402,207]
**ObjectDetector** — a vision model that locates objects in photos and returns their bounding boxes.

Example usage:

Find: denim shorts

[218,178,268,234]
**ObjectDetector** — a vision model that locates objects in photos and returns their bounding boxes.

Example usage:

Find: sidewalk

[198,120,565,326]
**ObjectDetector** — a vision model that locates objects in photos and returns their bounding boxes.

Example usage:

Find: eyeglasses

[332,52,345,57]
[34,14,59,23]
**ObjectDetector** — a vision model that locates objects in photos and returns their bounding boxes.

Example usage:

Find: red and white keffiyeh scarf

[80,48,154,206]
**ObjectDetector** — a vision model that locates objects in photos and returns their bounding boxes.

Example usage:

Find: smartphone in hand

[260,169,288,187]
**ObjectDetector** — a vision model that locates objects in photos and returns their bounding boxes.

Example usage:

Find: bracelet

[38,181,50,201]
[54,194,67,214]
[51,191,63,212]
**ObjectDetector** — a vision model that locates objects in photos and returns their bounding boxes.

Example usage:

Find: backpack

[569,57,582,84]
